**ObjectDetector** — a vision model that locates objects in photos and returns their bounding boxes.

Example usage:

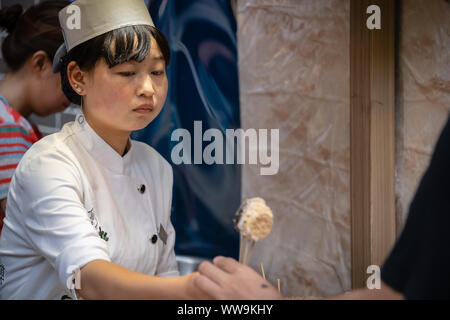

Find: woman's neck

[0,71,32,118]
[82,107,131,157]
[98,127,131,157]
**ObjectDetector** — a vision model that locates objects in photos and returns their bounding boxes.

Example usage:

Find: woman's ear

[66,61,87,96]
[29,50,51,75]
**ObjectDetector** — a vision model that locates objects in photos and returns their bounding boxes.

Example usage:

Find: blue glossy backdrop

[132,0,241,259]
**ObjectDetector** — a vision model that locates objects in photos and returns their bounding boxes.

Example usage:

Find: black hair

[60,25,171,105]
[0,1,69,71]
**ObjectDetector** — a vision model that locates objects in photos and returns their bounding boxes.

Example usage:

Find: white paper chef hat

[53,0,154,72]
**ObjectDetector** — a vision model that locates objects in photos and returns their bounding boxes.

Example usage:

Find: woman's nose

[138,75,155,97]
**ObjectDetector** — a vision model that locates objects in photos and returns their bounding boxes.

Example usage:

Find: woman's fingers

[197,261,229,286]
[193,274,223,299]
[213,256,240,274]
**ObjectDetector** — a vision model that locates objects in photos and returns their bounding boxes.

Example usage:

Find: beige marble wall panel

[237,0,350,297]
[396,0,450,231]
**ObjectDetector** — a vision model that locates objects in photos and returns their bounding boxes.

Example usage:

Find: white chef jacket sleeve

[13,151,111,289]
[155,161,179,277]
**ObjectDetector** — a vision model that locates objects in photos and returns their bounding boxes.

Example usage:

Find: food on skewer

[234,197,273,265]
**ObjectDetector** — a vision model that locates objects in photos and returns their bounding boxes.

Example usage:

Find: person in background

[195,115,450,300]
[0,1,71,234]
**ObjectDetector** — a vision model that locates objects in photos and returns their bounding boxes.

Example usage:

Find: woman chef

[0,0,208,300]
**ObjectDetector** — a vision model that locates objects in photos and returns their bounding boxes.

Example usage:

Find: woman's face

[30,53,71,116]
[82,35,168,134]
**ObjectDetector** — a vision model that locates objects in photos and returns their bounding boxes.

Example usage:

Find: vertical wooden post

[350,0,396,289]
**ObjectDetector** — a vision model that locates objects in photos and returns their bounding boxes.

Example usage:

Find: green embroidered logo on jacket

[88,208,109,242]
[98,226,109,242]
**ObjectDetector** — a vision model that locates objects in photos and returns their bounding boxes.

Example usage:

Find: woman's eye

[119,72,135,77]
[151,71,165,76]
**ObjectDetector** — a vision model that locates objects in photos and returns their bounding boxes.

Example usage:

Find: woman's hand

[194,256,284,300]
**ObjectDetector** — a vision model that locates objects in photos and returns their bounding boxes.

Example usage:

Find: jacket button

[151,234,158,244]
[138,184,146,194]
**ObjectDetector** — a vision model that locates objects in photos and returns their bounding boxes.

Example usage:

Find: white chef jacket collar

[73,112,133,174]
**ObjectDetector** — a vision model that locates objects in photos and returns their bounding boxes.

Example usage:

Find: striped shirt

[0,95,42,233]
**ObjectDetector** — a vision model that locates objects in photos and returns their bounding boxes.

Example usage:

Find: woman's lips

[133,105,154,113]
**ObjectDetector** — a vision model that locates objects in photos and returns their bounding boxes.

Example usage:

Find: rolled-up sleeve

[12,151,110,289]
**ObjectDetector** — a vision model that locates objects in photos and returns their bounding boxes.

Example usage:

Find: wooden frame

[350,0,396,289]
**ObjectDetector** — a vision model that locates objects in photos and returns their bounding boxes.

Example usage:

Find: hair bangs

[103,25,152,67]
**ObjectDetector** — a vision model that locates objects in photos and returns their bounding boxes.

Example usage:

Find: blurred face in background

[0,1,71,117]
[28,50,71,116]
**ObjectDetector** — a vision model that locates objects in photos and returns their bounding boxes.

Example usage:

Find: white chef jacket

[0,112,179,300]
